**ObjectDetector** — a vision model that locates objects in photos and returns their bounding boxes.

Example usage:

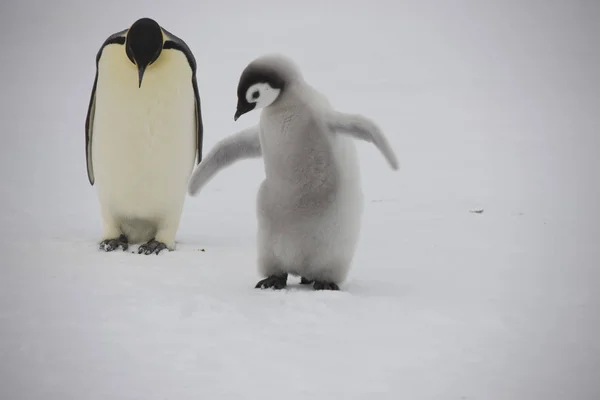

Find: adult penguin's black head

[125,18,164,88]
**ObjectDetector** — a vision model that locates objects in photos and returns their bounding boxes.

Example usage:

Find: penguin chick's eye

[245,82,280,108]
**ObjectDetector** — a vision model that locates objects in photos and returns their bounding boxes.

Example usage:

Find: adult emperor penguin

[85,17,203,254]
[188,54,398,290]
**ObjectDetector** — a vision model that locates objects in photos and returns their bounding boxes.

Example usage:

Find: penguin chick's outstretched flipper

[188,125,262,196]
[99,234,129,252]
[255,274,288,290]
[138,239,168,255]
[326,111,399,170]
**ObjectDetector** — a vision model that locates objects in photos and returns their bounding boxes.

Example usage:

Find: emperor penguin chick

[85,17,204,254]
[188,54,398,290]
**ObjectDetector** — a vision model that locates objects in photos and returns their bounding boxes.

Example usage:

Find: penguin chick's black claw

[255,274,288,290]
[99,234,129,252]
[313,281,340,291]
[300,277,314,285]
[138,239,168,255]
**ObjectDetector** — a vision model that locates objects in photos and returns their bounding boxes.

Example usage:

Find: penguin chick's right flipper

[255,274,288,290]
[188,125,262,196]
[326,111,399,170]
[99,234,129,252]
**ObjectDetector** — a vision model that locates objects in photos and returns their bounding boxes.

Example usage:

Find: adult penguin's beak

[137,64,147,88]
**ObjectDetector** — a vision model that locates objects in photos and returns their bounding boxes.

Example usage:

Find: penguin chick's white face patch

[245,83,281,109]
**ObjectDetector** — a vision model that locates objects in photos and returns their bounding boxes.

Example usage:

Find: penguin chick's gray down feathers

[188,54,398,290]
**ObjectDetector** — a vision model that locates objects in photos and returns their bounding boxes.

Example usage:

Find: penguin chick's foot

[313,281,340,291]
[255,274,288,290]
[300,277,314,285]
[99,234,129,252]
[138,239,168,255]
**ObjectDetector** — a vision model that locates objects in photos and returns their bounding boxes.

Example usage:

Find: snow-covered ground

[1,0,599,398]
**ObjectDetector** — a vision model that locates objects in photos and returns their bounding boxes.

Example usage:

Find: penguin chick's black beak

[137,65,147,88]
[234,102,256,121]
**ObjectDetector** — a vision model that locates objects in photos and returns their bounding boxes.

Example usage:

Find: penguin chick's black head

[234,64,285,121]
[125,18,163,88]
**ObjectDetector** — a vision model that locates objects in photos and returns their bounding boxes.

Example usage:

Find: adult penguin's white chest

[91,45,196,218]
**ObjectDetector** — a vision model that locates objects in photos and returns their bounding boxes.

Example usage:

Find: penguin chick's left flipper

[99,234,129,252]
[255,274,288,290]
[326,111,399,170]
[188,125,262,196]
[138,239,169,255]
